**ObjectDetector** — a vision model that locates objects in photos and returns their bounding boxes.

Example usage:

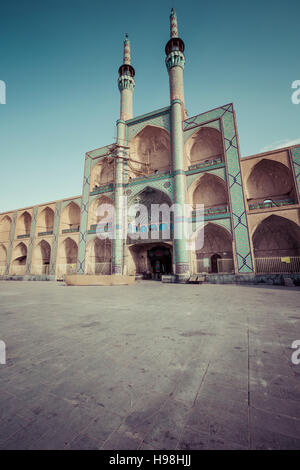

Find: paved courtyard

[0,280,300,450]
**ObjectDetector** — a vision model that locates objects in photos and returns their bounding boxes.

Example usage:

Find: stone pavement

[0,280,299,450]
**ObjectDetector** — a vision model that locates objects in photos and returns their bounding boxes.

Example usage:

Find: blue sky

[0,0,299,212]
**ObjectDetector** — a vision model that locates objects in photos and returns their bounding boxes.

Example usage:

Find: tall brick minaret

[166,9,190,280]
[112,35,136,274]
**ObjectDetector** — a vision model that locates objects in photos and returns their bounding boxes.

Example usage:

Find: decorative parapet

[90,183,114,195]
[188,157,223,171]
[62,227,80,234]
[165,50,185,71]
[17,233,30,239]
[248,198,296,211]
[118,75,135,91]
[38,230,53,236]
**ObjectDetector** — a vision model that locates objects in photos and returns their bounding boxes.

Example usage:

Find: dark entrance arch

[147,246,172,280]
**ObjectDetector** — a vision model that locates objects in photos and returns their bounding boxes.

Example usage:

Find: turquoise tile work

[184,118,221,142]
[61,198,81,211]
[25,207,38,274]
[127,108,170,141]
[77,157,92,274]
[50,202,62,275]
[186,167,226,188]
[126,177,173,202]
[5,212,17,275]
[222,106,254,273]
[183,104,254,273]
[291,146,300,194]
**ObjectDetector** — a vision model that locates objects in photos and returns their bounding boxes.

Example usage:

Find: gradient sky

[0,0,299,212]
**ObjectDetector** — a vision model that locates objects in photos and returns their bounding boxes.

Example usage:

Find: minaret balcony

[165,50,185,71]
[118,74,135,91]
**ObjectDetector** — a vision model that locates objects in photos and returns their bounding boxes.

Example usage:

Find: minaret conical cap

[170,8,178,38]
[123,33,131,65]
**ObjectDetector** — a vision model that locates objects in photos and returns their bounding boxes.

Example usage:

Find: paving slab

[0,280,299,450]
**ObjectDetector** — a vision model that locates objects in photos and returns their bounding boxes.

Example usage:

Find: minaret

[166,9,190,281]
[112,35,135,274]
[118,33,135,121]
[165,8,186,116]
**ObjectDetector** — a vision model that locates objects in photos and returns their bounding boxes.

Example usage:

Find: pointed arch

[88,195,114,227]
[10,242,27,274]
[63,237,78,264]
[31,239,51,274]
[16,211,32,237]
[56,237,78,278]
[85,236,112,274]
[252,215,300,258]
[0,215,12,241]
[185,126,224,165]
[91,157,114,189]
[129,125,171,178]
[191,173,228,209]
[193,222,234,274]
[0,243,7,274]
[60,202,81,232]
[246,159,296,204]
[37,207,54,234]
[128,186,173,240]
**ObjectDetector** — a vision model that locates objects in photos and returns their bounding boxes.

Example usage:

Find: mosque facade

[1,10,300,282]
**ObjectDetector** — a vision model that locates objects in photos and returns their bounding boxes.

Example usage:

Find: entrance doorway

[211,253,221,273]
[148,246,172,280]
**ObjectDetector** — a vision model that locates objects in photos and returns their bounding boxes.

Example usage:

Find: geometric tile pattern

[25,206,38,274]
[291,146,300,194]
[127,176,173,202]
[183,104,254,273]
[127,108,170,141]
[222,106,254,273]
[77,157,92,274]
[186,167,226,188]
[5,212,17,275]
[49,201,62,275]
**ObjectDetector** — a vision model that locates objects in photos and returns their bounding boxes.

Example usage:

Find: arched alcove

[186,127,223,166]
[192,174,228,211]
[60,202,80,232]
[16,211,32,237]
[91,158,114,189]
[56,237,78,278]
[37,207,54,234]
[88,195,114,228]
[0,215,12,241]
[85,237,112,274]
[11,242,27,274]
[194,223,234,274]
[246,159,296,206]
[253,215,300,258]
[129,126,170,178]
[31,239,51,274]
[128,187,173,241]
[0,244,7,273]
